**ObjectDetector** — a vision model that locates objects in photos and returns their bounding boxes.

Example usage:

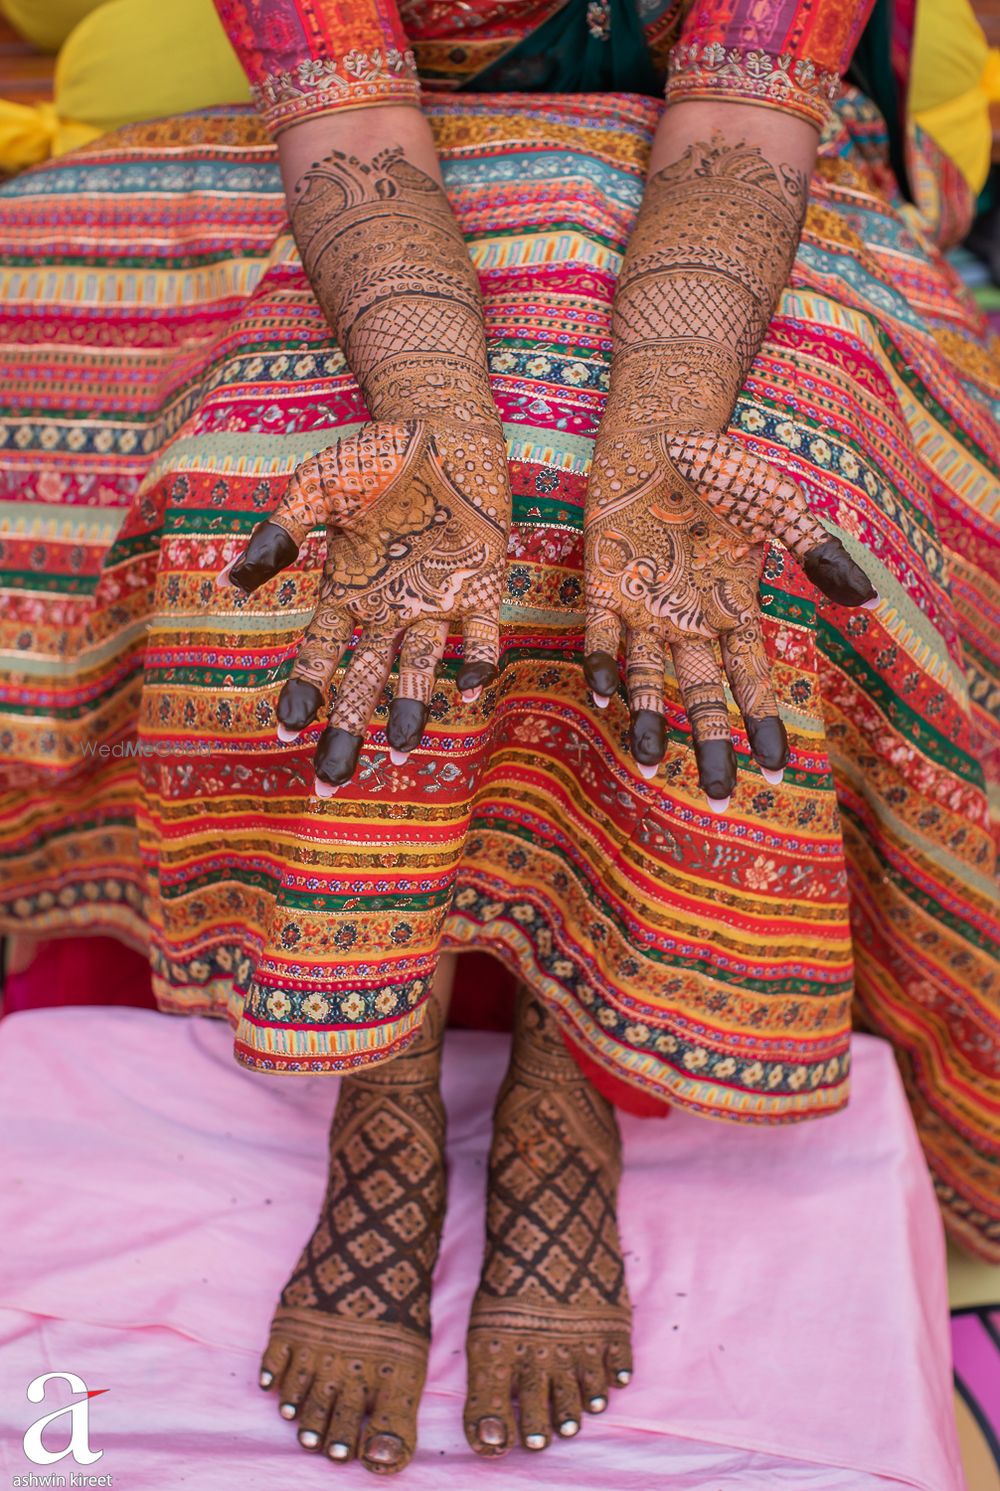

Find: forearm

[605,101,819,432]
[275,106,497,428]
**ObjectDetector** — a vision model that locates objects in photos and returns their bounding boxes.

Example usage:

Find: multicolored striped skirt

[0,90,997,1259]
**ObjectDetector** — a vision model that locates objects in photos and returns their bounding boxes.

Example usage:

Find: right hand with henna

[218,419,511,794]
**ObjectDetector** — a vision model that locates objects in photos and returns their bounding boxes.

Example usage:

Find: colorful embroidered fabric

[0,90,996,1258]
[212,0,871,129]
[212,0,420,129]
[667,0,875,128]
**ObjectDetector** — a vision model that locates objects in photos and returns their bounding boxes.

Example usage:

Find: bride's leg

[259,954,456,1474]
[464,986,633,1455]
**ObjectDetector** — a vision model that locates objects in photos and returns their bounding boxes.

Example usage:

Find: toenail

[279,1403,297,1420]
[258,1370,273,1388]
[588,1396,607,1413]
[298,1429,320,1449]
[525,1433,547,1450]
[328,1442,350,1460]
[477,1417,507,1447]
[559,1419,580,1437]
[364,1433,404,1465]
[616,1370,632,1386]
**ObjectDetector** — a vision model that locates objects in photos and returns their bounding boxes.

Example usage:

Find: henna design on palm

[583,430,877,807]
[219,420,510,791]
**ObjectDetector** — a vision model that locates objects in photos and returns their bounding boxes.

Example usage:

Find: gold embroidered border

[667,41,842,129]
[253,49,421,133]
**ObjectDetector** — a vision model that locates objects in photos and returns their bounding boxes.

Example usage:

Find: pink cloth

[0,1007,964,1489]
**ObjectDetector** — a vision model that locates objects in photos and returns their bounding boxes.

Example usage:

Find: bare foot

[464,989,633,1455]
[259,999,447,1474]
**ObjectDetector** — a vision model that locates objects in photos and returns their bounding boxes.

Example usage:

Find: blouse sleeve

[667,0,876,129]
[212,0,419,135]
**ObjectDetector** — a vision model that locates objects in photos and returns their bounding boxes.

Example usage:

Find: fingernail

[328,1442,350,1460]
[525,1433,547,1450]
[592,691,610,709]
[616,1370,632,1386]
[637,761,658,780]
[298,1429,320,1449]
[706,796,731,814]
[760,768,784,786]
[313,777,338,798]
[588,1396,607,1413]
[215,557,237,589]
[477,1417,507,1447]
[279,1403,297,1420]
[460,687,482,704]
[259,1370,273,1388]
[861,593,880,610]
[558,1419,580,1438]
[389,748,409,766]
[276,724,301,743]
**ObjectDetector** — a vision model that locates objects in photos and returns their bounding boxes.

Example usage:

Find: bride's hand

[219,418,510,792]
[583,428,877,809]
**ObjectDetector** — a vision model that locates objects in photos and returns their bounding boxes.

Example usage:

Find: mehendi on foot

[464,989,633,1455]
[259,1000,447,1474]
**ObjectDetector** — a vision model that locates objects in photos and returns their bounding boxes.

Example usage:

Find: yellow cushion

[0,0,107,54]
[55,0,250,133]
[910,0,1000,195]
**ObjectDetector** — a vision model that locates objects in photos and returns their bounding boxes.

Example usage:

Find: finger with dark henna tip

[223,521,300,595]
[671,638,736,810]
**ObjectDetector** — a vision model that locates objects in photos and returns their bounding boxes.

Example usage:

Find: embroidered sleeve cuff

[252,48,421,135]
[666,41,842,129]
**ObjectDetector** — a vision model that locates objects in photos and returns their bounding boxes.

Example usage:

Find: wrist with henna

[603,134,808,433]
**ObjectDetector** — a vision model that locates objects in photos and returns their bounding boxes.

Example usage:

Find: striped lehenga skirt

[0,90,997,1260]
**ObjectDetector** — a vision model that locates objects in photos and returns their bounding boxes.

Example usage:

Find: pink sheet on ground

[0,1007,964,1490]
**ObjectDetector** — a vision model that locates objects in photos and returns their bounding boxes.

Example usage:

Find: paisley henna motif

[588,137,875,801]
[218,147,510,789]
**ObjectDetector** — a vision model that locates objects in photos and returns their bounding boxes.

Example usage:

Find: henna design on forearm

[605,137,807,432]
[289,148,498,426]
[218,148,512,791]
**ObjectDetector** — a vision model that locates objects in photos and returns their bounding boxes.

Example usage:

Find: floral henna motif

[583,431,877,803]
[589,137,876,800]
[259,1000,447,1472]
[217,147,511,789]
[464,989,633,1456]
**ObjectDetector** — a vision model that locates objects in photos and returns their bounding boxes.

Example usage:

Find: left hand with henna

[583,426,876,810]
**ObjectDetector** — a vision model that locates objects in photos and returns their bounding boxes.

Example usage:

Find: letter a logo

[23,1372,106,1466]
